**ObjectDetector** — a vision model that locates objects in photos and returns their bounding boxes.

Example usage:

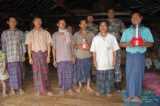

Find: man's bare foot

[35,92,40,96]
[75,87,81,93]
[95,92,100,96]
[59,91,64,96]
[107,93,112,97]
[126,96,132,102]
[47,92,53,96]
[10,90,16,96]
[19,89,24,95]
[116,90,121,93]
[86,87,94,93]
[2,93,8,97]
[131,97,142,103]
[66,89,74,96]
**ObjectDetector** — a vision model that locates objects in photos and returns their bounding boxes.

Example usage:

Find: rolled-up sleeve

[25,32,32,45]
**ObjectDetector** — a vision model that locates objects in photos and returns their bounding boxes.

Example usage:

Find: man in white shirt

[90,21,120,96]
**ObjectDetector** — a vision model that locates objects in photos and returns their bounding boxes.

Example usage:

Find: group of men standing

[1,9,154,103]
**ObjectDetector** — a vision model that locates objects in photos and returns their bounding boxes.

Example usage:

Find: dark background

[0,0,160,32]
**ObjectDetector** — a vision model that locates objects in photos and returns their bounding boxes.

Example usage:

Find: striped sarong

[96,70,113,95]
[57,61,73,91]
[32,51,50,94]
[126,52,145,97]
[7,62,23,90]
[74,58,91,84]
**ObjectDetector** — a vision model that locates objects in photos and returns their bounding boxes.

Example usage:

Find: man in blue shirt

[120,11,154,102]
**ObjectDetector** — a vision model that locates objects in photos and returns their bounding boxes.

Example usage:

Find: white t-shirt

[90,33,120,70]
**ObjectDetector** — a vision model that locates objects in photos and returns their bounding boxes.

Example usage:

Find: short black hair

[32,16,42,22]
[57,18,66,23]
[107,8,115,12]
[7,16,17,21]
[99,21,109,27]
[79,19,87,24]
[87,15,94,19]
[131,10,143,17]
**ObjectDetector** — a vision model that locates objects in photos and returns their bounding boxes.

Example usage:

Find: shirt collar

[98,32,109,39]
[78,30,88,34]
[33,28,43,32]
[8,28,17,31]
[58,28,67,33]
[130,24,143,29]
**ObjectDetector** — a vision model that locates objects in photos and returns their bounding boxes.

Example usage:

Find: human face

[107,9,115,19]
[33,18,42,29]
[87,16,94,23]
[99,22,108,34]
[57,20,66,29]
[79,20,87,30]
[131,13,143,25]
[7,17,17,29]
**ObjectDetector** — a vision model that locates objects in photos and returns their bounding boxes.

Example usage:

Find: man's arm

[143,41,153,48]
[47,43,51,63]
[112,50,116,67]
[52,47,56,60]
[92,52,97,67]
[27,44,32,64]
[120,42,131,48]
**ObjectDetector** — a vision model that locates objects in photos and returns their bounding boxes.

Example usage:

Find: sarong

[75,58,91,83]
[7,62,22,90]
[96,70,113,95]
[126,52,145,97]
[57,61,73,91]
[32,51,50,94]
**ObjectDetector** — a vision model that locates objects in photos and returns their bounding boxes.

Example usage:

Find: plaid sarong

[74,58,91,84]
[57,61,73,91]
[7,62,23,90]
[96,70,113,95]
[32,51,50,94]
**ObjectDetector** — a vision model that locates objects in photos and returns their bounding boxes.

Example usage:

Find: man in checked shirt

[1,16,24,95]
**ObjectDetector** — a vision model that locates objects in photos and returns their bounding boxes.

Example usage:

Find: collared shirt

[1,29,24,63]
[25,29,52,52]
[90,33,120,70]
[52,31,73,63]
[108,18,125,41]
[120,26,154,53]
[73,31,94,59]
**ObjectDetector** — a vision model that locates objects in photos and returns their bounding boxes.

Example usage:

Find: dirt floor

[0,65,124,106]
